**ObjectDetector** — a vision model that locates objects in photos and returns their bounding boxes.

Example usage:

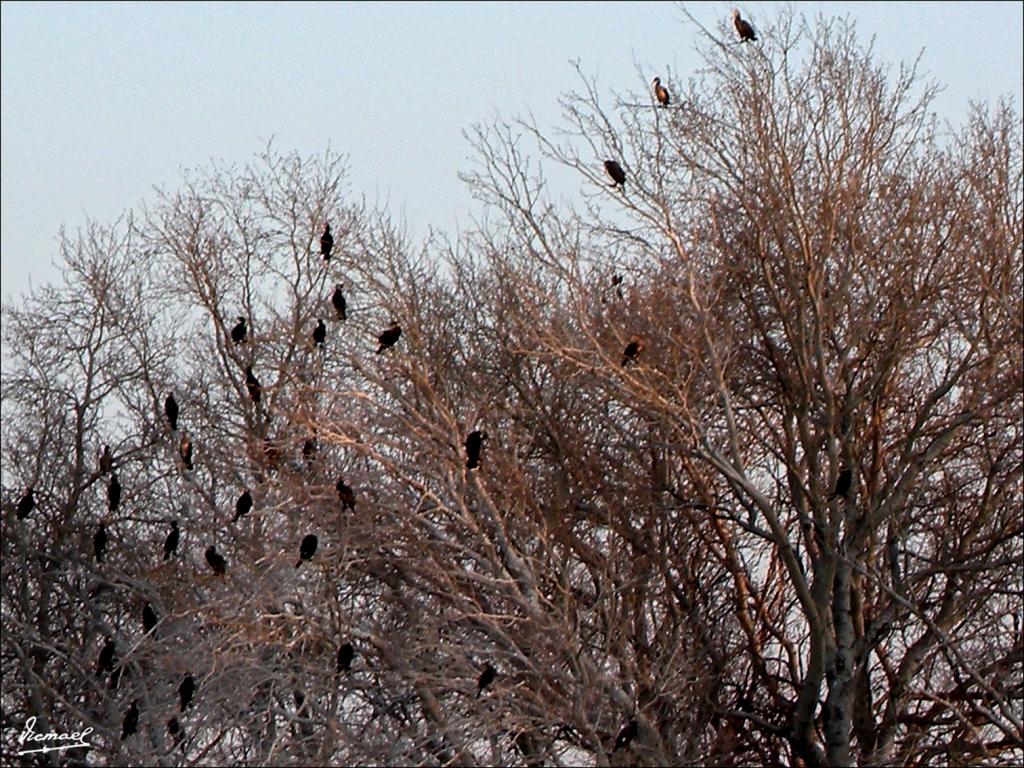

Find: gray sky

[2,1,1022,305]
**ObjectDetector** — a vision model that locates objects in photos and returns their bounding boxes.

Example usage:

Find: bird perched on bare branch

[93,522,108,563]
[732,9,757,42]
[377,322,402,353]
[99,444,113,475]
[205,545,226,575]
[245,365,261,403]
[296,534,318,567]
[107,473,122,512]
[332,283,347,321]
[233,489,253,522]
[179,674,196,712]
[829,467,853,500]
[320,222,334,262]
[231,316,248,345]
[336,478,356,511]
[653,76,670,107]
[16,487,35,519]
[604,159,626,189]
[164,393,179,431]
[336,641,355,674]
[121,700,139,740]
[621,337,644,367]
[312,318,326,348]
[163,521,179,561]
[465,430,488,470]
[477,663,497,698]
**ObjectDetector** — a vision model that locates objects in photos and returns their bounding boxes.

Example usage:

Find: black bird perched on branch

[99,444,113,475]
[296,534,319,568]
[231,317,248,345]
[332,283,347,321]
[245,365,261,403]
[336,642,355,674]
[829,467,853,500]
[465,431,488,470]
[180,434,194,471]
[336,478,356,511]
[142,602,158,635]
[302,438,317,465]
[376,322,402,353]
[320,223,334,261]
[604,159,626,189]
[163,521,179,561]
[96,637,116,676]
[312,318,326,348]
[621,337,644,367]
[653,76,670,107]
[732,9,757,42]
[164,393,179,431]
[233,489,253,522]
[93,523,108,563]
[16,487,36,519]
[107,473,122,512]
[167,717,182,747]
[205,545,226,575]
[613,720,639,752]
[476,663,497,698]
[121,700,139,740]
[179,674,196,712]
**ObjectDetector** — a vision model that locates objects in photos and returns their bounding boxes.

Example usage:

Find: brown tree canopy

[2,11,1021,767]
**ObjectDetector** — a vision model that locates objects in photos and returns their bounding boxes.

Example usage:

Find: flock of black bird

[10,10,769,754]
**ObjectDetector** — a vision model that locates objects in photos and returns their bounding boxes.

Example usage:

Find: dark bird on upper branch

[336,478,356,511]
[732,9,757,42]
[179,674,196,712]
[376,322,402,353]
[621,337,643,367]
[107,473,122,512]
[121,700,139,740]
[320,223,334,262]
[653,77,670,107]
[476,663,497,698]
[332,283,348,321]
[465,430,488,470]
[163,521,179,560]
[336,641,355,674]
[604,159,626,189]
[99,445,114,475]
[205,545,226,575]
[233,489,253,522]
[93,523,108,563]
[296,534,318,567]
[142,602,158,635]
[245,365,262,403]
[164,393,179,431]
[312,318,326,348]
[231,317,248,345]
[829,467,853,500]
[16,487,35,520]
[96,637,116,676]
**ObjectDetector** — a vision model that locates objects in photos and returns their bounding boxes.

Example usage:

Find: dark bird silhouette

[332,283,347,321]
[732,9,757,42]
[604,159,626,189]
[93,523,108,563]
[231,316,248,345]
[167,717,182,746]
[142,602,158,635]
[121,700,139,740]
[476,663,497,698]
[320,223,334,261]
[180,434,194,471]
[830,467,853,500]
[163,521,180,561]
[613,719,639,752]
[336,478,356,511]
[107,473,122,512]
[293,690,307,712]
[178,674,196,712]
[245,365,262,404]
[302,438,317,464]
[312,318,326,348]
[233,489,253,522]
[296,534,318,567]
[376,322,402,353]
[164,393,179,431]
[99,445,113,475]
[96,637,116,676]
[653,76,670,107]
[465,430,488,470]
[611,274,625,300]
[336,641,355,674]
[621,337,644,367]
[205,545,226,575]
[16,487,36,520]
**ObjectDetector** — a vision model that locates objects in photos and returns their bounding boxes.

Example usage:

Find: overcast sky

[2,1,1022,307]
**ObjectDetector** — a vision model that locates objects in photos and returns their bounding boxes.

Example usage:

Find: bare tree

[2,10,1021,768]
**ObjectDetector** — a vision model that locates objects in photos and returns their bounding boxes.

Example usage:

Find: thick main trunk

[823,559,855,766]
